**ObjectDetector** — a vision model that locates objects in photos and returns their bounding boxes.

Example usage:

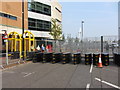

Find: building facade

[0,0,28,34]
[0,0,28,51]
[0,0,62,51]
[28,0,62,47]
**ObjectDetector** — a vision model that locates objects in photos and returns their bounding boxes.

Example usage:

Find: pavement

[1,60,120,89]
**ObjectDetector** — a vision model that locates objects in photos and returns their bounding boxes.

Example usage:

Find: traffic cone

[98,55,103,68]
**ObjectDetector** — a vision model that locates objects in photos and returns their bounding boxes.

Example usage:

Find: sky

[59,2,118,38]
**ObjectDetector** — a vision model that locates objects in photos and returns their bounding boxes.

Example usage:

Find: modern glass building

[27,0,62,47]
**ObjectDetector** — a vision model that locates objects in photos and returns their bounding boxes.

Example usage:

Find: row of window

[55,7,62,13]
[0,12,17,20]
[28,18,51,31]
[28,1,51,16]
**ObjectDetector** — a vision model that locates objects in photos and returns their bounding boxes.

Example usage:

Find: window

[0,12,17,20]
[55,7,61,13]
[9,16,17,20]
[4,14,8,18]
[28,1,51,16]
[28,3,31,11]
[0,13,3,16]
[56,19,61,23]
[28,0,32,2]
[28,18,51,31]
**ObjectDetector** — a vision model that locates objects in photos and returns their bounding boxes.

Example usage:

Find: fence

[53,35,118,55]
[0,35,118,67]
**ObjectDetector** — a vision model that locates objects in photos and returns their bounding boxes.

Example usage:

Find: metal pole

[81,20,84,54]
[2,30,9,65]
[101,36,103,53]
[6,40,8,65]
[22,0,25,60]
[118,2,120,53]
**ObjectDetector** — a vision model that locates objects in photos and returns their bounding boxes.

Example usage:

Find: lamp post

[81,20,84,54]
[2,30,8,65]
[118,1,120,53]
[22,0,25,60]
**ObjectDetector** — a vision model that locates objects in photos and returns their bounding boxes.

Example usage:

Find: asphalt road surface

[2,61,120,89]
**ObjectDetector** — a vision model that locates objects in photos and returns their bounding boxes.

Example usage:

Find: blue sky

[59,2,118,38]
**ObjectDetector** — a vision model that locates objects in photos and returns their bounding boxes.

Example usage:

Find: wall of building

[28,0,52,39]
[0,0,28,34]
[51,0,62,23]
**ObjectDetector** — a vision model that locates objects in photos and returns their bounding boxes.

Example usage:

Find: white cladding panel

[0,25,22,34]
[28,11,51,21]
[28,30,53,39]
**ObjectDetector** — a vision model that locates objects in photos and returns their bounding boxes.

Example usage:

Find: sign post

[2,30,9,65]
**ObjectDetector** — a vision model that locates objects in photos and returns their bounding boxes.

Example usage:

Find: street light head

[82,20,84,23]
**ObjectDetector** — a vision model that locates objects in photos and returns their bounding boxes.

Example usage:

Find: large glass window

[28,18,51,31]
[28,1,51,16]
[0,12,17,20]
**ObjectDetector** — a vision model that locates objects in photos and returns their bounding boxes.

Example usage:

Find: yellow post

[24,38,26,58]
[6,39,9,65]
[29,33,31,52]
[11,38,13,52]
[19,39,21,59]
[14,34,16,51]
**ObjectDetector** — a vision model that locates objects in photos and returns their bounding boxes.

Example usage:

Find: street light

[118,2,120,53]
[81,20,84,54]
[81,20,84,42]
[2,30,8,65]
[22,0,25,60]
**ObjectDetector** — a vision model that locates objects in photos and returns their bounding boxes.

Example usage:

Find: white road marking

[90,64,93,73]
[23,72,35,77]
[86,83,90,90]
[95,77,120,89]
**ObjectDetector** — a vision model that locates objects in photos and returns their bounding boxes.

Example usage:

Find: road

[2,60,120,89]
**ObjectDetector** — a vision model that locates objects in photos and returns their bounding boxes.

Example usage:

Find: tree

[75,37,79,46]
[49,18,62,52]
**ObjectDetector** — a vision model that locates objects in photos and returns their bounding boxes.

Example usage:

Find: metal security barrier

[113,53,117,65]
[93,53,99,65]
[62,53,72,64]
[32,52,39,63]
[52,53,63,64]
[72,52,81,65]
[85,53,92,65]
[43,53,53,63]
[37,52,44,62]
[26,52,34,61]
[101,53,109,66]
[114,53,120,66]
